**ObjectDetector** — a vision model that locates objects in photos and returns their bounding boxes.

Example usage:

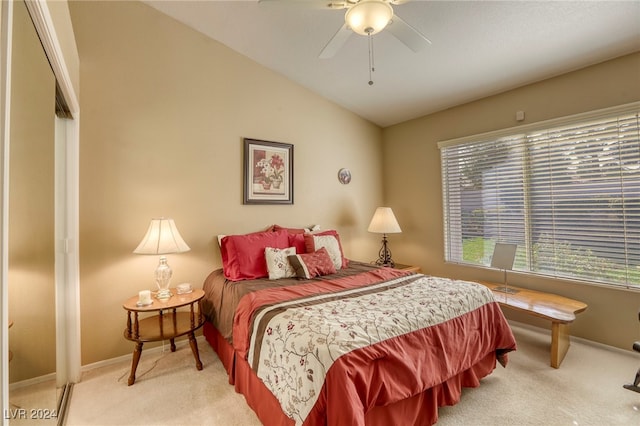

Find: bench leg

[550,322,570,368]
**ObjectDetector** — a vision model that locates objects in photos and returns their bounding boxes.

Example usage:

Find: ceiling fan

[318,0,432,59]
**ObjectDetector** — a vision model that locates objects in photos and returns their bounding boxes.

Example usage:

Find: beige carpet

[65,322,640,425]
[8,380,59,426]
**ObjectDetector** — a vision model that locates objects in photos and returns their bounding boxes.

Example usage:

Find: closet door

[8,0,57,414]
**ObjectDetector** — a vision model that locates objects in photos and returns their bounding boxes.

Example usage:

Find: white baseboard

[9,336,208,390]
[79,335,207,376]
[507,319,636,356]
[9,372,57,391]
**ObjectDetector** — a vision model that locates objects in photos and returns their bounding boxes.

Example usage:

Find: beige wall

[69,1,383,365]
[70,0,639,366]
[383,52,640,350]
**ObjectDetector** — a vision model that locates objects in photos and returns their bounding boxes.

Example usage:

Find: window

[439,104,640,289]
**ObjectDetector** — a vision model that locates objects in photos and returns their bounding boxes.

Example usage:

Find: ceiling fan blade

[327,2,350,9]
[259,0,342,10]
[319,23,352,59]
[386,14,431,53]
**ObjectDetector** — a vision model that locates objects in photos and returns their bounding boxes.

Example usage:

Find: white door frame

[1,1,16,421]
[1,1,80,422]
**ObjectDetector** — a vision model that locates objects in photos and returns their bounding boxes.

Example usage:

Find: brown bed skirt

[203,321,498,426]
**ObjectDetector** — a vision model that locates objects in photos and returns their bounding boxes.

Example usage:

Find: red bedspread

[226,267,516,425]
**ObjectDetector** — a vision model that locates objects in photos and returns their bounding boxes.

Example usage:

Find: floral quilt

[246,273,497,425]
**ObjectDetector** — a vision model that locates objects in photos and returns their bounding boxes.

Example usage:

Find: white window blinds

[439,106,640,289]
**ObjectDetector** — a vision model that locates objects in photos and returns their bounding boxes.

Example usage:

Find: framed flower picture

[243,138,294,204]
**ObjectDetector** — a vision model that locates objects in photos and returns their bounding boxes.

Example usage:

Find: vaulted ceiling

[144,1,640,127]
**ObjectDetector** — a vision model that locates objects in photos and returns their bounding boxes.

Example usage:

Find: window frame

[438,102,640,290]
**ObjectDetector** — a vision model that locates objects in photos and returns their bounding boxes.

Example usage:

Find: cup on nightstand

[138,290,152,306]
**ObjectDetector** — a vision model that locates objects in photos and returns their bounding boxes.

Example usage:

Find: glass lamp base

[155,256,173,300]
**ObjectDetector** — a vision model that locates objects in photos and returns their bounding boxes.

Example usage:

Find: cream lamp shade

[345,0,394,36]
[368,207,402,234]
[134,218,190,299]
[368,207,401,267]
[134,218,190,255]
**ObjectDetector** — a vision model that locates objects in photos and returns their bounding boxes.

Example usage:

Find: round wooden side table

[122,289,205,385]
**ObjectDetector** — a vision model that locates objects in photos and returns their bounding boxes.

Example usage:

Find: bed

[201,227,516,425]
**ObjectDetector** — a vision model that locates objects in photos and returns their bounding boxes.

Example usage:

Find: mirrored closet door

[8,0,59,422]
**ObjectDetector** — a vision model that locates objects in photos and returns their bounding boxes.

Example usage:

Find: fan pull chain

[367,29,375,86]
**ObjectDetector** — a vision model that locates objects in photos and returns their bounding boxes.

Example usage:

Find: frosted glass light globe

[345,0,393,36]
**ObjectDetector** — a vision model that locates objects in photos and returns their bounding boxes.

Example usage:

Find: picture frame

[243,138,294,205]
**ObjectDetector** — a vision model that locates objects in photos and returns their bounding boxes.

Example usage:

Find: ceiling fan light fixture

[345,0,393,36]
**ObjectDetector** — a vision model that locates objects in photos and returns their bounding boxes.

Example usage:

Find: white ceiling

[143,0,640,127]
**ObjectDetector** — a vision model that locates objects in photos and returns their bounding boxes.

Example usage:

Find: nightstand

[392,264,422,273]
[122,289,205,385]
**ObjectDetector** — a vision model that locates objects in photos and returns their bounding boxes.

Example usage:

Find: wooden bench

[479,281,588,368]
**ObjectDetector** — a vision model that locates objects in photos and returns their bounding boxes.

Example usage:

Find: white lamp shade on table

[134,218,190,255]
[368,207,402,234]
[134,218,190,299]
[368,207,402,267]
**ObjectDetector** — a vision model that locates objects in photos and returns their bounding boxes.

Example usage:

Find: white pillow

[265,247,297,280]
[311,235,342,270]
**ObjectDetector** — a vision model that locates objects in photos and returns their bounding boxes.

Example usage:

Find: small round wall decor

[338,168,351,185]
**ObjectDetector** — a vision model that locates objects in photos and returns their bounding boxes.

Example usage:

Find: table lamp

[134,218,190,299]
[368,207,402,267]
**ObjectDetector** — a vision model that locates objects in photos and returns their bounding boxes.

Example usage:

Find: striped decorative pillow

[288,247,336,279]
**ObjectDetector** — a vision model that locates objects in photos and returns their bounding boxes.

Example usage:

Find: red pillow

[270,224,307,234]
[267,225,307,254]
[288,233,306,254]
[288,247,337,279]
[220,229,289,281]
[304,230,349,269]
